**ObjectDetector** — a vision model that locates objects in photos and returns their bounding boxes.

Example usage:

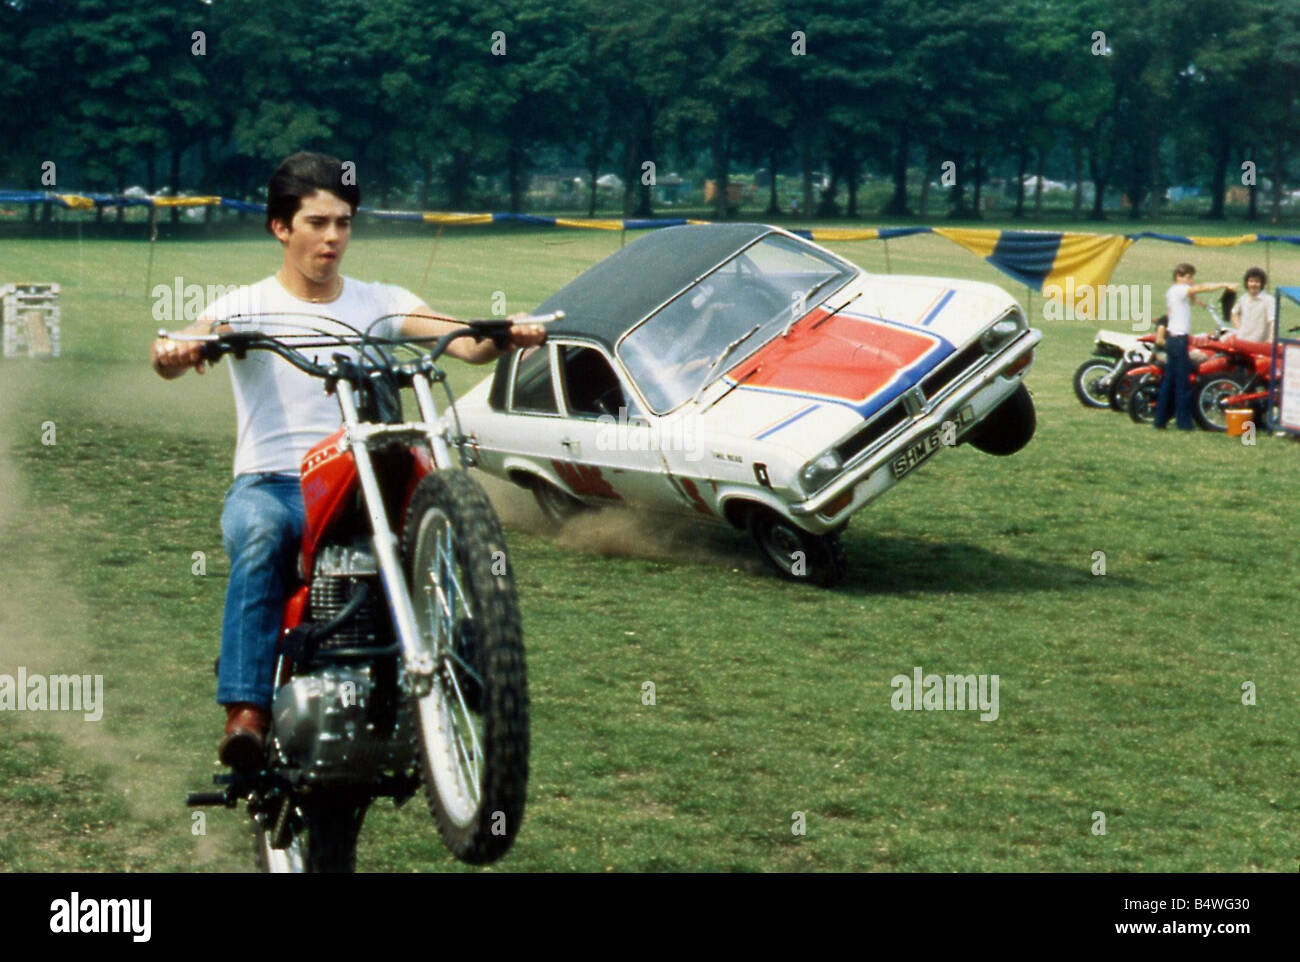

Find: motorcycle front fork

[329,376,451,696]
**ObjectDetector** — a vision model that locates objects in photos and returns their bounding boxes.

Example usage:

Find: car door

[547,340,692,513]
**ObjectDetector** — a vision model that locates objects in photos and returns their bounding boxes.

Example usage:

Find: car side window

[558,345,628,419]
[510,345,559,414]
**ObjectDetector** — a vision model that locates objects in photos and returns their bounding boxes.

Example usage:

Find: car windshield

[617,233,855,413]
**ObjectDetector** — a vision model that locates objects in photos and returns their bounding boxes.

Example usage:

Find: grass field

[1,221,1297,872]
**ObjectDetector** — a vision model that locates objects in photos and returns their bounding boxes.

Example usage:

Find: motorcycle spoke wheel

[402,470,529,864]
[253,793,365,873]
[1193,374,1249,432]
[1073,359,1113,408]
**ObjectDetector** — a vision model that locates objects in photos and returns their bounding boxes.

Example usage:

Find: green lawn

[0,224,1296,872]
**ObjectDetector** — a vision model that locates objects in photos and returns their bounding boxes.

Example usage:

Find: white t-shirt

[1164,282,1192,336]
[1232,291,1275,342]
[202,276,422,476]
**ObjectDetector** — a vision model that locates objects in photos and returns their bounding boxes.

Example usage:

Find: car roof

[533,222,773,351]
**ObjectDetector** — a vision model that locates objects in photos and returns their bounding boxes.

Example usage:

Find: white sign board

[1280,343,1300,432]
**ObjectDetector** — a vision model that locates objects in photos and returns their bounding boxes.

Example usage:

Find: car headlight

[980,317,1021,353]
[798,450,842,493]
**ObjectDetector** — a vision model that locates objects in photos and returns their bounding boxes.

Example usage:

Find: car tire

[747,507,846,587]
[1073,358,1113,408]
[531,476,590,525]
[966,384,1036,456]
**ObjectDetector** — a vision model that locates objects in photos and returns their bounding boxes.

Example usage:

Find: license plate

[889,405,974,479]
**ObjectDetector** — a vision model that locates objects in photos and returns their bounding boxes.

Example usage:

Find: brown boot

[218,703,271,771]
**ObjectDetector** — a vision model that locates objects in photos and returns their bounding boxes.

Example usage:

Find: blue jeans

[1153,334,1195,430]
[217,473,303,708]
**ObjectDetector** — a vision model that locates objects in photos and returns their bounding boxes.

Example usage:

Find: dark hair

[265,152,361,234]
[1173,262,1196,279]
[1244,266,1268,287]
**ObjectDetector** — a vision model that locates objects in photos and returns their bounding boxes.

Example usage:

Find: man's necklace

[309,277,343,303]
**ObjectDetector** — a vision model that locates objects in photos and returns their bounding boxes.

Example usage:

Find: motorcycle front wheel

[1128,372,1162,424]
[1072,358,1114,408]
[401,469,529,864]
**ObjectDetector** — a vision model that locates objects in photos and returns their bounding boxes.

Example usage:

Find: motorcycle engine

[270,664,415,784]
[269,541,416,784]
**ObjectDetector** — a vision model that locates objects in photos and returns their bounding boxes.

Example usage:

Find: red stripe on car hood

[725,308,939,403]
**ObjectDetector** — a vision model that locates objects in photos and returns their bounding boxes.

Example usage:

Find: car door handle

[560,437,581,458]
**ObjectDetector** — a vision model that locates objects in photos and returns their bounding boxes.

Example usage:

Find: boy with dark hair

[150,151,545,767]
[1230,266,1274,344]
[1153,263,1236,431]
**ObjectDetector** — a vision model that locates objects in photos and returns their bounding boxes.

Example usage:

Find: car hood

[688,273,1018,457]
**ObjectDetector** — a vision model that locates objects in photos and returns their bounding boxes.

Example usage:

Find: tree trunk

[1073,142,1083,218]
[766,147,780,214]
[800,133,813,217]
[1034,147,1045,219]
[1207,136,1229,220]
[1270,136,1284,223]
[919,146,933,218]
[507,143,526,214]
[883,127,910,215]
[1088,142,1106,221]
[448,151,471,209]
[712,112,729,220]
[1014,145,1027,218]
[169,146,182,224]
[846,152,859,218]
[420,153,432,210]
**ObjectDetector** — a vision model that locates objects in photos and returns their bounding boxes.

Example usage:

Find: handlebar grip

[186,790,231,806]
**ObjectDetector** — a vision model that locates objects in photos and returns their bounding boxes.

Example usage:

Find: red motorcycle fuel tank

[299,428,358,576]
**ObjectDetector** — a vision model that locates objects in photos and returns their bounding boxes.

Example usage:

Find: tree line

[2,0,1297,222]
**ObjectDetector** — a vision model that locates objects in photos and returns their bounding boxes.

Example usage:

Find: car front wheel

[747,507,846,587]
[966,384,1036,456]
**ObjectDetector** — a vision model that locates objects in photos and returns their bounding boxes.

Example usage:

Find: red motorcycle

[180,312,557,871]
[1191,332,1283,431]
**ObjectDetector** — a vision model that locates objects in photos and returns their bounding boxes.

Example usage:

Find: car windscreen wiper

[782,272,850,337]
[692,323,761,405]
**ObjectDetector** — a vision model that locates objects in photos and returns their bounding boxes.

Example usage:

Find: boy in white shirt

[150,152,546,767]
[1154,262,1236,430]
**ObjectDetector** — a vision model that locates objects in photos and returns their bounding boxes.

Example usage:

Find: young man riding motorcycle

[149,152,545,769]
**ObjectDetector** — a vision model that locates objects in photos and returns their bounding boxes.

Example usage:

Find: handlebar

[159,311,563,383]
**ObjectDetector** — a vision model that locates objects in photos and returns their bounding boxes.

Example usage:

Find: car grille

[836,402,907,463]
[920,341,987,400]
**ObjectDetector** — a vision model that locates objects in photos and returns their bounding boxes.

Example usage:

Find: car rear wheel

[531,477,591,525]
[747,507,846,587]
[966,385,1036,456]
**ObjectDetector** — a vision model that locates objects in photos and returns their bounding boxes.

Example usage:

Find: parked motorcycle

[1192,332,1283,431]
[180,312,559,871]
[1073,329,1156,410]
